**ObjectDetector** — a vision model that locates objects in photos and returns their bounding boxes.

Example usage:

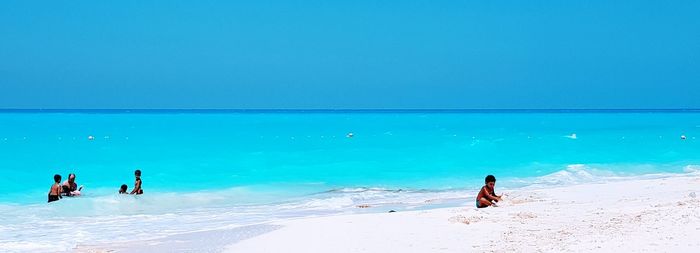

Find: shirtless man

[476,175,502,208]
[48,174,62,203]
[130,169,143,195]
[62,173,83,196]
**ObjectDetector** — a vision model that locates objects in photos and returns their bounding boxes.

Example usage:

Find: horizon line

[1,108,700,113]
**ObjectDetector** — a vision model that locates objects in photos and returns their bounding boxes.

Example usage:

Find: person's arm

[483,188,500,202]
[58,184,63,199]
[492,189,502,201]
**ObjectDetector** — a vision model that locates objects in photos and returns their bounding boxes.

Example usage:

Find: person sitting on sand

[476,175,502,208]
[62,173,83,196]
[119,184,128,194]
[130,169,143,195]
[48,174,62,203]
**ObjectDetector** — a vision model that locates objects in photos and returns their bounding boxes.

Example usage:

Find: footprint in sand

[448,215,483,224]
[512,212,538,219]
[510,199,532,205]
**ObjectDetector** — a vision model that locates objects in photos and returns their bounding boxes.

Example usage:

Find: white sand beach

[223,175,700,253]
[74,174,700,253]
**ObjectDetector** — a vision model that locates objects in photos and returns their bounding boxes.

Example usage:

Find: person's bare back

[48,174,62,203]
[49,183,61,195]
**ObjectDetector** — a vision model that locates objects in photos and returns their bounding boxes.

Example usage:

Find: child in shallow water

[48,174,62,203]
[119,184,128,194]
[476,175,501,208]
[130,169,143,195]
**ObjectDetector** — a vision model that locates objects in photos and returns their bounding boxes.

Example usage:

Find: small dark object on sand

[388,210,396,213]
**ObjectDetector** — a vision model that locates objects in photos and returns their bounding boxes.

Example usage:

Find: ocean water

[1,110,699,251]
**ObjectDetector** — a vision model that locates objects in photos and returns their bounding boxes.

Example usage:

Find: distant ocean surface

[1,110,699,251]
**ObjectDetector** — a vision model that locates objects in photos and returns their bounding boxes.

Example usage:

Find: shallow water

[1,110,699,251]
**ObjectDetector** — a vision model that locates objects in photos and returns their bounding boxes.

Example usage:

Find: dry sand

[224,176,700,253]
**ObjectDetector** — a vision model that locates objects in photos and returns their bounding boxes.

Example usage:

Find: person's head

[119,184,128,193]
[53,174,61,183]
[485,175,496,188]
[68,173,76,183]
[134,169,141,178]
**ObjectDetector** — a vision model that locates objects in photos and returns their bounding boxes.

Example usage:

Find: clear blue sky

[1,1,698,109]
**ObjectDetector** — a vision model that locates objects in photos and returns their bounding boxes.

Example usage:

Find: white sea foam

[528,164,615,185]
[4,165,700,252]
[511,163,700,190]
[683,164,700,173]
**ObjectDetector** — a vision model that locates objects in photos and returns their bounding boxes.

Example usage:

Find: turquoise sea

[1,110,699,251]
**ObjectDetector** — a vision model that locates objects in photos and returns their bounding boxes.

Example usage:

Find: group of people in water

[47,173,83,202]
[49,169,500,209]
[48,169,143,203]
